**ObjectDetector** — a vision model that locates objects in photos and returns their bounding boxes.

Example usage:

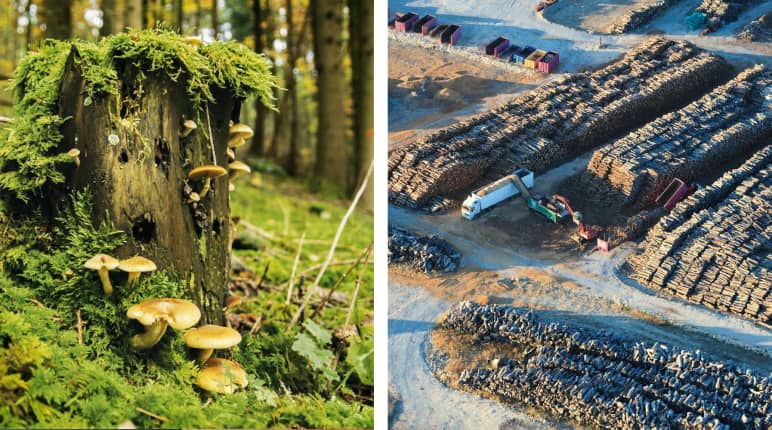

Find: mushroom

[127,298,201,349]
[187,191,201,207]
[67,148,81,167]
[226,148,236,162]
[227,123,253,148]
[185,36,203,48]
[196,358,248,394]
[228,161,251,180]
[179,120,197,138]
[228,182,236,192]
[118,256,157,286]
[83,253,120,295]
[189,165,227,199]
[184,324,242,363]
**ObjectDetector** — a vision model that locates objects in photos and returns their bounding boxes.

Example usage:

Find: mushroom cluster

[83,254,157,296]
[125,295,248,395]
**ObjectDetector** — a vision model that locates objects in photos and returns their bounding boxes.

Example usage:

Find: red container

[442,25,461,45]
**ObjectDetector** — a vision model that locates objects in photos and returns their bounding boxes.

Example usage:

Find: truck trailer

[462,169,534,219]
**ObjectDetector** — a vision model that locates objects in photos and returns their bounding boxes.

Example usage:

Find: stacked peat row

[737,12,772,42]
[388,226,460,273]
[431,301,772,429]
[697,0,758,29]
[388,38,732,209]
[626,145,772,326]
[608,0,678,34]
[581,65,772,209]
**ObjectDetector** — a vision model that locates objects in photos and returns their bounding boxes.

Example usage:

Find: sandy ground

[543,0,669,34]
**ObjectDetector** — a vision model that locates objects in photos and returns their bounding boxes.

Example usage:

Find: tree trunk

[41,0,72,40]
[283,0,297,175]
[24,0,33,51]
[212,0,219,39]
[56,48,236,324]
[348,0,373,209]
[126,0,143,29]
[195,0,202,31]
[176,0,184,32]
[101,0,126,36]
[250,0,266,157]
[311,0,347,186]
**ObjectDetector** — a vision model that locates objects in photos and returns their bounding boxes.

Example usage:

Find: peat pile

[737,12,772,42]
[388,38,731,209]
[608,0,678,34]
[697,0,758,29]
[627,145,772,326]
[431,301,772,429]
[581,65,771,209]
[388,226,460,273]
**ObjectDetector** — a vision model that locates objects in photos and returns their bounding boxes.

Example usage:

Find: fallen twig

[346,243,373,326]
[76,309,84,345]
[286,232,306,304]
[279,259,374,289]
[256,262,270,290]
[29,298,46,308]
[237,220,275,241]
[310,241,373,319]
[288,162,373,329]
[135,407,169,423]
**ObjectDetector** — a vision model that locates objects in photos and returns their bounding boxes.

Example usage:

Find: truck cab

[461,198,481,219]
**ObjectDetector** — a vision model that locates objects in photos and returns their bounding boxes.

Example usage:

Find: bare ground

[542,0,670,34]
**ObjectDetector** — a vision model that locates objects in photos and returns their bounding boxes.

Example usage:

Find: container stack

[388,39,732,209]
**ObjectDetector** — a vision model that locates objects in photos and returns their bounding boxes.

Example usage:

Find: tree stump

[57,48,237,324]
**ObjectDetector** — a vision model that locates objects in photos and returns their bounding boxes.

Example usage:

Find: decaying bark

[57,47,237,324]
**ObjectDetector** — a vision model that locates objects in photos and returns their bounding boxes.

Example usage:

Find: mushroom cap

[184,325,242,349]
[197,358,248,394]
[127,298,201,329]
[228,123,254,140]
[185,36,203,46]
[67,148,81,157]
[84,254,119,271]
[226,148,236,160]
[227,137,246,149]
[188,192,201,202]
[228,161,251,176]
[189,165,228,181]
[118,256,157,273]
[183,119,197,130]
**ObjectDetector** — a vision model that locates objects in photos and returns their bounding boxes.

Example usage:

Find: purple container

[395,12,418,32]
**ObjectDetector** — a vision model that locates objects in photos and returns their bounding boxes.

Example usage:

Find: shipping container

[500,45,519,62]
[513,46,536,64]
[538,51,559,73]
[395,12,419,32]
[524,49,547,69]
[441,25,462,45]
[485,37,507,55]
[414,15,437,34]
[430,24,449,38]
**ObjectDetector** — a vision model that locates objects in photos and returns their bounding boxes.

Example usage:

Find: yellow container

[524,50,547,69]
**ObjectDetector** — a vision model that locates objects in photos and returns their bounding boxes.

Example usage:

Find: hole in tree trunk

[154,137,170,175]
[119,150,129,164]
[213,218,222,235]
[131,215,156,244]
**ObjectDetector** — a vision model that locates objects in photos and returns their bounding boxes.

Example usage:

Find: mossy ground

[0,170,374,428]
[0,29,372,428]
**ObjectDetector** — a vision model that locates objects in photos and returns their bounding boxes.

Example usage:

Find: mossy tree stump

[57,47,237,324]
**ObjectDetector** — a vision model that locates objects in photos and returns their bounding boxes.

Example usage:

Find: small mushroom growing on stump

[66,148,81,167]
[197,358,248,395]
[127,298,201,349]
[185,36,203,48]
[228,123,253,149]
[226,148,236,162]
[83,253,120,295]
[189,165,227,199]
[119,256,157,286]
[184,324,242,363]
[179,120,197,138]
[228,161,251,180]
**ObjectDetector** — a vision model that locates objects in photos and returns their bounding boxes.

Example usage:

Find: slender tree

[250,0,266,156]
[41,0,72,40]
[101,0,127,36]
[310,0,347,187]
[348,0,373,209]
[126,0,143,29]
[212,0,219,39]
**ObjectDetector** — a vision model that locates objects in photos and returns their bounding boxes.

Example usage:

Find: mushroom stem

[200,177,212,199]
[131,321,169,349]
[97,268,113,296]
[127,272,141,286]
[198,348,214,363]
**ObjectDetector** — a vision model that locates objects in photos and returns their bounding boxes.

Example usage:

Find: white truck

[461,168,534,219]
